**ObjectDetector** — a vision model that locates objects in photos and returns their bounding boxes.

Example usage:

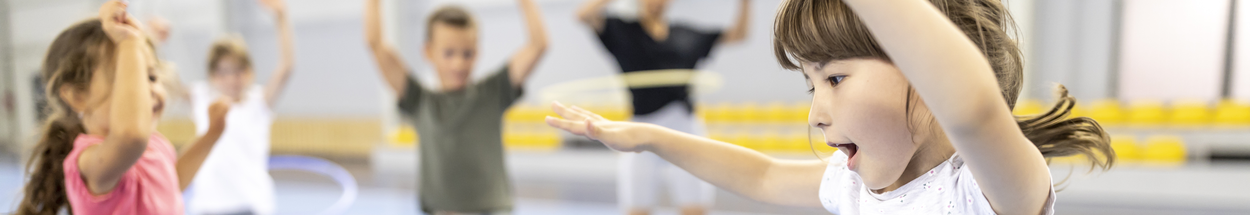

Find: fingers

[568,105,607,121]
[551,101,587,121]
[258,0,286,12]
[99,1,125,26]
[551,101,606,122]
[546,116,588,136]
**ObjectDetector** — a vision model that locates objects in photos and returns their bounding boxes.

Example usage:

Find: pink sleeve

[63,141,122,203]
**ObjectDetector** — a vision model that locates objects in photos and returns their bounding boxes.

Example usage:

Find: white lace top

[817,152,1055,215]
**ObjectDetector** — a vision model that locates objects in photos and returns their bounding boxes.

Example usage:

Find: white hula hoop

[538,69,724,107]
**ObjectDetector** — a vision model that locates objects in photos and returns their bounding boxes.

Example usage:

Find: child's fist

[97,0,145,43]
[208,97,231,131]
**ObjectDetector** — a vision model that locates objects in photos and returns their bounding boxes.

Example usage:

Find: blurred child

[183,0,295,214]
[17,1,230,214]
[575,0,749,214]
[547,0,1115,214]
[363,0,548,213]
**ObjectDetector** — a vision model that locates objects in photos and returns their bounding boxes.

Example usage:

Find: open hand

[97,0,145,43]
[545,102,657,152]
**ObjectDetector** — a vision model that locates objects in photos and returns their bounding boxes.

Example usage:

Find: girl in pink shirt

[17,1,231,214]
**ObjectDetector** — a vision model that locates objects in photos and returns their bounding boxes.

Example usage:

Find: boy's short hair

[207,34,252,74]
[425,5,476,42]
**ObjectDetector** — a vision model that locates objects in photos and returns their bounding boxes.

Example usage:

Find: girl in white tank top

[183,0,295,213]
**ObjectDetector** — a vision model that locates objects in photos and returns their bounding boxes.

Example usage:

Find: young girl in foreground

[547,0,1114,214]
[17,1,230,214]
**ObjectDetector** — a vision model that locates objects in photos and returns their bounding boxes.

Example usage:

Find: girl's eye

[805,77,815,94]
[444,50,454,58]
[808,75,846,95]
[828,76,845,86]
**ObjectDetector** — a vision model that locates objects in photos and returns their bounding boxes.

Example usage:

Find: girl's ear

[58,85,85,113]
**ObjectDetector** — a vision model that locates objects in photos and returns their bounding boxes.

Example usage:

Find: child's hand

[258,0,287,15]
[207,97,231,132]
[97,0,145,43]
[545,102,656,152]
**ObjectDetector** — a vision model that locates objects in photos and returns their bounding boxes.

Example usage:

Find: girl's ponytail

[1017,85,1114,170]
[18,114,84,215]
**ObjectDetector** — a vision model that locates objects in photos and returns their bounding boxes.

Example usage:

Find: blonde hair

[207,34,252,74]
[776,0,1114,171]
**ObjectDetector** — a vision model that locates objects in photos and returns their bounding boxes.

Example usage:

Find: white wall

[1232,0,1250,99]
[1,0,15,151]
[7,0,104,150]
[1118,0,1230,101]
[1029,0,1119,102]
[215,0,806,117]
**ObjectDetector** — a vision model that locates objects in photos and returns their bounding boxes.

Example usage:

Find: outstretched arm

[365,0,412,99]
[260,0,296,107]
[575,0,615,32]
[545,102,827,207]
[507,0,549,88]
[176,98,230,191]
[842,0,1051,213]
[719,0,750,44]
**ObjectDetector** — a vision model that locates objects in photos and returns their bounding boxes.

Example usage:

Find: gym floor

[2,150,1249,215]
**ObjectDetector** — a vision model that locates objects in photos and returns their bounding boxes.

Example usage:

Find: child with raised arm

[547,0,1114,214]
[363,0,548,213]
[183,0,296,214]
[17,1,231,214]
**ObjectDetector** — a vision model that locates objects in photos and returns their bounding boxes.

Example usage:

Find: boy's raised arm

[364,0,413,99]
[507,0,549,88]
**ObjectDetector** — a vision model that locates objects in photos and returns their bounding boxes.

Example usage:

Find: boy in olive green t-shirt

[363,0,548,213]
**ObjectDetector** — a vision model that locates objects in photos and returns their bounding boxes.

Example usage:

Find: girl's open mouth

[829,143,858,170]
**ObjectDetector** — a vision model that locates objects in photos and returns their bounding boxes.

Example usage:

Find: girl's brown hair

[18,19,115,215]
[207,35,252,74]
[777,0,1114,171]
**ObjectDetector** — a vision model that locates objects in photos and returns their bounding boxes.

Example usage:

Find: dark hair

[18,18,114,215]
[776,0,1114,171]
[424,5,476,42]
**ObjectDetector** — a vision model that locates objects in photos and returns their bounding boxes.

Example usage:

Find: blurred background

[2,0,1250,214]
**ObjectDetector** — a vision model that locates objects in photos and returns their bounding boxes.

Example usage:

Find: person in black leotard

[576,0,749,214]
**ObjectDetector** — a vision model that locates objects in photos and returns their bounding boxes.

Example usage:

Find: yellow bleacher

[1087,99,1125,125]
[1141,135,1187,166]
[1109,135,1139,162]
[1213,99,1250,126]
[1169,99,1212,126]
[1125,100,1167,126]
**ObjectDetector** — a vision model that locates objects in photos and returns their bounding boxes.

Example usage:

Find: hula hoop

[181,155,358,215]
[267,155,359,215]
[538,69,723,106]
